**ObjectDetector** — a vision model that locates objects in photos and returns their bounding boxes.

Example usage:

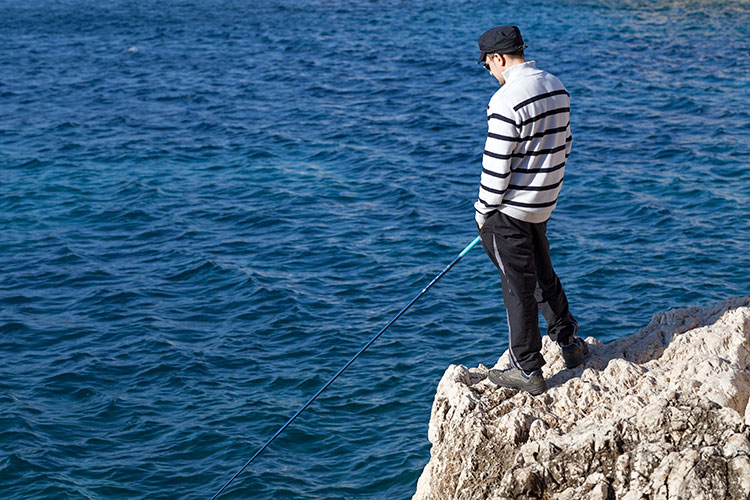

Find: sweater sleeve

[565,122,572,159]
[474,99,519,226]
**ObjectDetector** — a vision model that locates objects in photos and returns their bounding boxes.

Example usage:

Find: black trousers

[479,212,577,372]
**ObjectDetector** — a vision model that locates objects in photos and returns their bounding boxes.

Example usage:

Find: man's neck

[498,59,527,86]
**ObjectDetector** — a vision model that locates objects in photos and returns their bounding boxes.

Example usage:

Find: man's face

[485,53,506,86]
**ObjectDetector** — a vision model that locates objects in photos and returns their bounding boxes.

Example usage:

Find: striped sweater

[475,61,572,226]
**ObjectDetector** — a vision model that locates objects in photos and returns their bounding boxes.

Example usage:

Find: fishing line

[210,235,482,499]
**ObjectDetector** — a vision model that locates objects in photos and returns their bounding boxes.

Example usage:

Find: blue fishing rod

[210,235,482,499]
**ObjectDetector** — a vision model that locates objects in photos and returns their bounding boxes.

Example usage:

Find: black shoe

[488,368,547,395]
[560,337,588,369]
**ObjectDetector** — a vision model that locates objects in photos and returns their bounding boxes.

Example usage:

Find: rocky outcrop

[413,297,750,500]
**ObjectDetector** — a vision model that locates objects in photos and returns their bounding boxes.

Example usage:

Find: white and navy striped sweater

[475,61,572,226]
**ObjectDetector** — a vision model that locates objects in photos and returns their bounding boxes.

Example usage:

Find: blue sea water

[1,0,749,498]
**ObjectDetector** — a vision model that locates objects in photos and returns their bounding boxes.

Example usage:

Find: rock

[728,455,750,499]
[412,297,750,500]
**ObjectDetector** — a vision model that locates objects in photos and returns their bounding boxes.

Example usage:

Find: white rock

[412,297,750,500]
[728,455,750,498]
[723,432,750,458]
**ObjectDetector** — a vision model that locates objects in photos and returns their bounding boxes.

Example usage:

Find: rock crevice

[413,297,750,500]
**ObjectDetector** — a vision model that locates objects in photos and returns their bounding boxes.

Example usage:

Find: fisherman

[475,25,587,395]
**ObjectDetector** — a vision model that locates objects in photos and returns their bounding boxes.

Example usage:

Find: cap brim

[478,51,487,63]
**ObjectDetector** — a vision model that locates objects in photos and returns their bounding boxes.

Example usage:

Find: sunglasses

[483,53,504,72]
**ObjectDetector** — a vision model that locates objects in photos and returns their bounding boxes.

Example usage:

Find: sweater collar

[502,60,538,84]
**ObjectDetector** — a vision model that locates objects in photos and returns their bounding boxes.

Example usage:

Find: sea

[1,0,749,498]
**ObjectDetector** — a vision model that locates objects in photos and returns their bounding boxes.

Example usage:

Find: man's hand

[475,211,487,231]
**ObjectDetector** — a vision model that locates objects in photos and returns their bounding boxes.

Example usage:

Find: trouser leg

[479,213,545,373]
[530,222,578,344]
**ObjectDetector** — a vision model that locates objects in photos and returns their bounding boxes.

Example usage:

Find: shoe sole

[488,371,547,396]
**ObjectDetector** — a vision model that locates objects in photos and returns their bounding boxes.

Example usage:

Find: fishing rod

[210,235,482,499]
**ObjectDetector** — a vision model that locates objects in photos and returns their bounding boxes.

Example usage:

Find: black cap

[478,25,528,63]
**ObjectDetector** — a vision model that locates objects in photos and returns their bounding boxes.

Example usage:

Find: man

[475,25,587,395]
